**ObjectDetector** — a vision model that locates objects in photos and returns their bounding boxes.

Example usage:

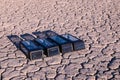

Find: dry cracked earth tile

[40,66,56,79]
[64,63,81,76]
[108,57,120,70]
[20,64,40,74]
[45,55,62,66]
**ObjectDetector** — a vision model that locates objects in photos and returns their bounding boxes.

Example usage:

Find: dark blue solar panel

[62,34,79,41]
[20,33,35,40]
[22,41,38,50]
[35,39,54,47]
[50,36,67,44]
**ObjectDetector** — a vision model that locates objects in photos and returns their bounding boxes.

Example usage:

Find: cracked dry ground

[0,0,120,80]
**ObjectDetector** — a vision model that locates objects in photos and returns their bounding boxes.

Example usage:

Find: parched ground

[0,0,120,80]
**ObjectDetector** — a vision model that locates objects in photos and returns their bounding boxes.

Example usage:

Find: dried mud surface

[0,0,120,80]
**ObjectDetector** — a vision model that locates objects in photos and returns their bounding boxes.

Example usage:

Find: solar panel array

[7,30,85,60]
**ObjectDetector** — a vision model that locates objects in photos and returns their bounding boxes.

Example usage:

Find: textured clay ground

[0,0,120,80]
